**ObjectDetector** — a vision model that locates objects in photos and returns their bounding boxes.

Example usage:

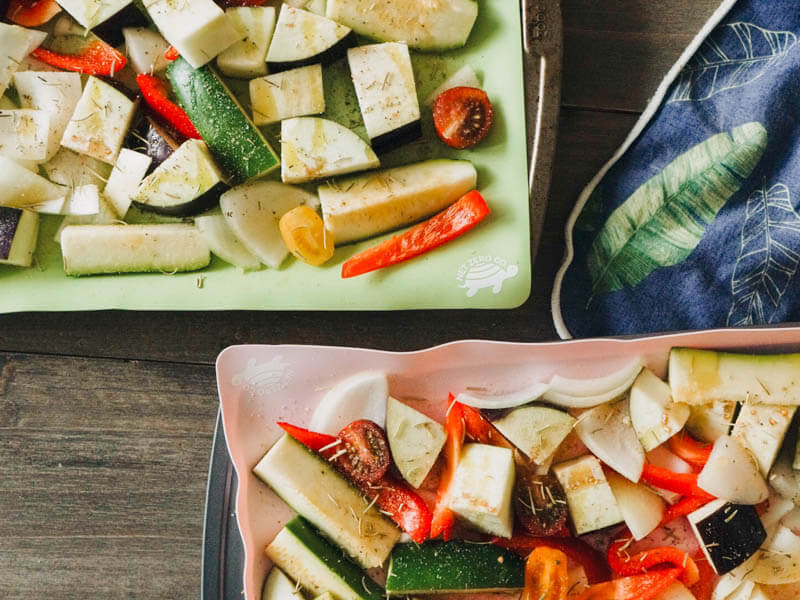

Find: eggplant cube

[688,498,766,574]
[449,443,515,538]
[0,207,38,267]
[0,109,52,162]
[553,454,623,535]
[250,64,326,126]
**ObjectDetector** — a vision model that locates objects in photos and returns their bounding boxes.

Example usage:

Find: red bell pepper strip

[278,420,431,543]
[31,41,127,76]
[608,540,698,587]
[164,46,180,62]
[341,190,490,278]
[461,403,515,449]
[136,74,202,140]
[660,494,709,526]
[218,0,265,5]
[7,0,61,26]
[689,551,716,600]
[522,547,569,600]
[429,396,464,541]
[492,534,611,584]
[571,567,682,600]
[667,430,712,470]
[640,463,715,501]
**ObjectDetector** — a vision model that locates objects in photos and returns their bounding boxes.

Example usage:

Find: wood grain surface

[0,1,723,598]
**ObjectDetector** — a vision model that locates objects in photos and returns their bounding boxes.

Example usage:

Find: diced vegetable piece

[424,65,481,106]
[136,73,201,140]
[253,434,400,569]
[318,159,476,244]
[688,498,766,574]
[309,372,388,434]
[347,42,421,153]
[280,117,379,184]
[31,37,127,76]
[686,401,737,443]
[606,471,665,540]
[385,541,525,594]
[60,223,209,275]
[194,214,261,271]
[285,0,326,14]
[630,368,690,451]
[697,436,768,504]
[279,205,335,266]
[732,404,797,476]
[54,0,132,28]
[521,547,569,600]
[168,57,280,183]
[644,446,693,504]
[430,400,464,541]
[574,399,645,483]
[261,566,305,600]
[103,148,152,218]
[145,0,242,68]
[492,405,575,464]
[123,27,170,74]
[449,443,515,538]
[6,0,62,27]
[29,184,102,215]
[0,155,67,207]
[14,70,82,160]
[250,64,325,126]
[553,454,623,535]
[542,357,644,408]
[217,6,276,78]
[433,86,493,150]
[266,5,354,72]
[0,207,38,266]
[669,348,800,406]
[326,0,478,50]
[219,180,317,268]
[667,430,712,469]
[133,139,226,217]
[43,147,112,188]
[455,382,550,410]
[749,525,800,584]
[385,396,446,488]
[61,76,136,164]
[265,516,384,600]
[571,569,683,600]
[0,23,47,96]
[0,109,52,162]
[513,471,568,537]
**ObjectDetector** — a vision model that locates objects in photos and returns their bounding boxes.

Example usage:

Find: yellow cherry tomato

[279,205,335,266]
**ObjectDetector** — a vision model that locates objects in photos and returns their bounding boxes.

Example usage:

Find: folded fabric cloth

[552,0,800,338]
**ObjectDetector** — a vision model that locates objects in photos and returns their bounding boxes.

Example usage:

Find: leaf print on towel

[669,22,797,103]
[727,182,800,326]
[587,122,767,301]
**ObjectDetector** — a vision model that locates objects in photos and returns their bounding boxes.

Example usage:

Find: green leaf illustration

[587,122,767,299]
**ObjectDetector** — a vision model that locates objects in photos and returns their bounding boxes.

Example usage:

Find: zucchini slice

[385,541,524,594]
[217,6,276,79]
[266,516,384,600]
[168,57,280,184]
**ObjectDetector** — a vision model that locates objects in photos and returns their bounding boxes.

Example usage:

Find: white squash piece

[266,5,352,70]
[0,155,67,207]
[144,0,243,68]
[250,64,325,125]
[217,6,276,79]
[54,0,132,29]
[28,184,101,216]
[449,443,515,538]
[492,405,575,464]
[14,71,83,160]
[697,436,768,505]
[385,396,446,488]
[194,214,261,271]
[219,180,318,268]
[0,24,47,96]
[309,371,388,434]
[61,76,137,164]
[606,470,665,540]
[280,117,379,184]
[122,27,171,74]
[0,207,38,267]
[732,404,797,476]
[553,454,623,535]
[629,368,690,451]
[574,399,645,482]
[43,147,112,189]
[0,109,52,162]
[53,193,118,243]
[103,148,152,218]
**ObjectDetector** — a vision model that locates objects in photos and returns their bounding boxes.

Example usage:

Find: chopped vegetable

[429,397,464,541]
[341,190,490,278]
[336,420,391,485]
[7,0,61,26]
[667,430,712,469]
[571,567,683,600]
[460,403,515,449]
[277,422,337,452]
[136,74,201,140]
[279,205,335,267]
[640,463,715,501]
[607,534,699,587]
[433,86,494,149]
[31,41,127,76]
[522,547,569,600]
[514,471,569,537]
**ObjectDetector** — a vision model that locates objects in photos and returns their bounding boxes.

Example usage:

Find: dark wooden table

[0,2,723,597]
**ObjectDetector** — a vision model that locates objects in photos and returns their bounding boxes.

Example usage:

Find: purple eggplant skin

[91,3,149,47]
[132,181,228,218]
[126,115,183,173]
[0,207,23,260]
[693,502,766,574]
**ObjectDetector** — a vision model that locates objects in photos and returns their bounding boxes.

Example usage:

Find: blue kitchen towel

[552,0,800,338]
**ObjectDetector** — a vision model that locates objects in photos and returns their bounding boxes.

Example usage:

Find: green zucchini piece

[167,57,279,184]
[266,516,384,600]
[385,541,525,594]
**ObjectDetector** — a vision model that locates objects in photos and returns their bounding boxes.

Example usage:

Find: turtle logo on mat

[232,356,292,398]
[457,256,519,297]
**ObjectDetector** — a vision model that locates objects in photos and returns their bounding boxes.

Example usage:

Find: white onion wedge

[542,357,644,408]
[574,399,645,482]
[697,436,768,505]
[308,371,388,435]
[749,525,800,584]
[455,382,549,410]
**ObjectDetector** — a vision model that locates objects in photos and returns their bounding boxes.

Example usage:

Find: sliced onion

[768,442,800,504]
[542,357,644,408]
[455,382,549,410]
[749,525,800,584]
[697,436,768,504]
[308,371,388,435]
[574,399,645,482]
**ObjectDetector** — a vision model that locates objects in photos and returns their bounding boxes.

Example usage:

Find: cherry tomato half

[7,0,61,26]
[336,420,391,485]
[432,86,494,149]
[514,471,569,537]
